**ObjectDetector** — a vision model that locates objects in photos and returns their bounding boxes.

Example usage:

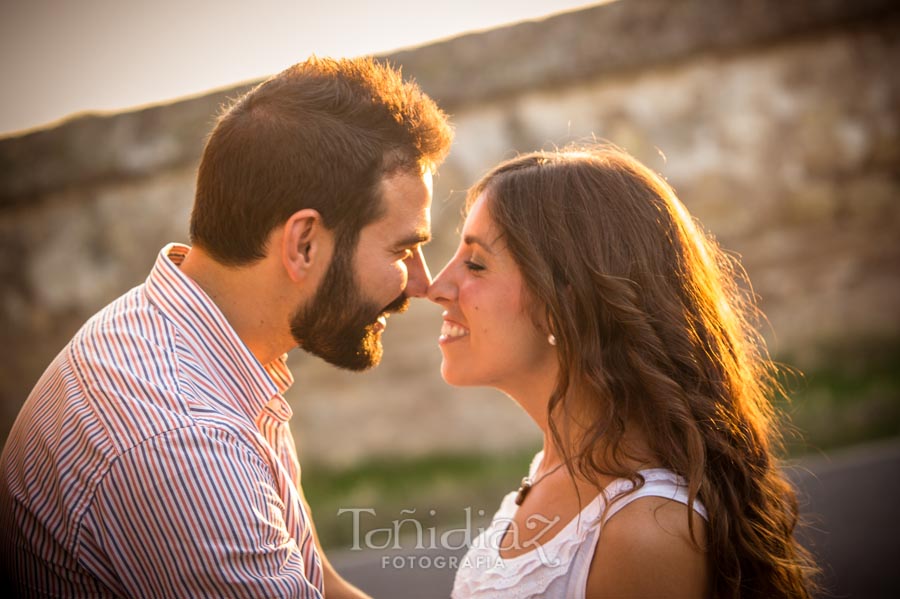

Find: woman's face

[427,193,557,392]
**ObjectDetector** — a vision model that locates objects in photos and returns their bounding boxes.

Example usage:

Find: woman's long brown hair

[469,146,818,598]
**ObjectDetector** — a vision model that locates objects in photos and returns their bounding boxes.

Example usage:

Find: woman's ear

[281,209,329,282]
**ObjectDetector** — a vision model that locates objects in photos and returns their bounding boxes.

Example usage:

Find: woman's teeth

[440,321,469,339]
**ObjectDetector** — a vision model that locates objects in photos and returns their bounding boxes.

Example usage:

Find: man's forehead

[370,167,433,242]
[379,165,432,193]
[385,164,430,201]
[421,167,433,194]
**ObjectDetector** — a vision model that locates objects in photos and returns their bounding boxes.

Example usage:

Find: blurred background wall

[1,0,898,468]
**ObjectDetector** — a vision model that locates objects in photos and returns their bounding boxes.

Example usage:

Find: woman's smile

[439,315,470,344]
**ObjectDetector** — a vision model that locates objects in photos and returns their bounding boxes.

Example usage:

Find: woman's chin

[441,362,478,387]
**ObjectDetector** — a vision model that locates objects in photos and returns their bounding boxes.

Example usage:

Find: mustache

[381,293,409,316]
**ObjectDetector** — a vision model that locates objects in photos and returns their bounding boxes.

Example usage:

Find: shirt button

[266,395,293,421]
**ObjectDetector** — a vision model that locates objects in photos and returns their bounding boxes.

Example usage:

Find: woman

[428,146,817,598]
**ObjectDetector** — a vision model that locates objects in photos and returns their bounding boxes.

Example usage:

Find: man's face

[290,167,434,370]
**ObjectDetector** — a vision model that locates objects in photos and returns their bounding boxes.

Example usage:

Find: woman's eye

[464,260,485,272]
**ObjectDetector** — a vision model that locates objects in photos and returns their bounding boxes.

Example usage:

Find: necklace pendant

[515,477,533,506]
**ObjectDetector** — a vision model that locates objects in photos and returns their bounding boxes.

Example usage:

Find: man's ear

[281,209,329,282]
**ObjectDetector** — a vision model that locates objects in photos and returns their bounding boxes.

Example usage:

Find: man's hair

[190,56,453,265]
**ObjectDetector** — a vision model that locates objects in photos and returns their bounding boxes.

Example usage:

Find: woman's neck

[527,391,659,478]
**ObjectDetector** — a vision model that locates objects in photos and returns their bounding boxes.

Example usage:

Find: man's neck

[179,246,292,365]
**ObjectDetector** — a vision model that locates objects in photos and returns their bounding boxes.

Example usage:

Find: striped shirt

[0,243,324,598]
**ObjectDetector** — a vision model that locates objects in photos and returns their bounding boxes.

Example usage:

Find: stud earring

[548,334,557,346]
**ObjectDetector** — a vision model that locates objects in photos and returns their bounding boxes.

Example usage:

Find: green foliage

[775,341,900,456]
[303,449,537,550]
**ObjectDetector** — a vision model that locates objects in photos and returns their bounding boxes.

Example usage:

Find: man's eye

[464,260,485,272]
[399,248,414,260]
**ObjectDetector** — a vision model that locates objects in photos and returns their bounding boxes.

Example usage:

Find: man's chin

[336,350,383,372]
[314,332,384,372]
[352,331,384,371]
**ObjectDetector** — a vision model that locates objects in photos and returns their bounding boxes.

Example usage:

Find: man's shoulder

[74,284,175,353]
[72,287,178,381]
[59,285,200,447]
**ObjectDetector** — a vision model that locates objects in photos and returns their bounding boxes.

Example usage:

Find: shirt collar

[143,243,294,422]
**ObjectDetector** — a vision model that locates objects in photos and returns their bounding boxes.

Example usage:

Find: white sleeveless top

[451,452,708,599]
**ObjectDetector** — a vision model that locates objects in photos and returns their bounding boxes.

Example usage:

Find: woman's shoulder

[587,489,710,598]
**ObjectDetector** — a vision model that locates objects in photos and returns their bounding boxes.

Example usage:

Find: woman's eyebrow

[463,234,496,254]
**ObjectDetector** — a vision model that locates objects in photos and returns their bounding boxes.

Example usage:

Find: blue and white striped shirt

[1,243,324,598]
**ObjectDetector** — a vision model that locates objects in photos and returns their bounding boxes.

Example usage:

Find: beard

[290,245,409,371]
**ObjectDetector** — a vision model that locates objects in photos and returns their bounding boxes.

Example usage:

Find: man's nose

[404,247,432,298]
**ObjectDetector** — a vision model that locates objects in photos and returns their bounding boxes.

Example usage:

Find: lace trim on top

[452,452,707,598]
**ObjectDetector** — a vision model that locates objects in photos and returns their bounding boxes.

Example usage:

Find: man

[0,57,452,597]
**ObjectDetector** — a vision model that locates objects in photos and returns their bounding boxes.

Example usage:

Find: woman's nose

[427,260,457,306]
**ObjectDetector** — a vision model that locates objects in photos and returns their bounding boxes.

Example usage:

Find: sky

[1,0,605,136]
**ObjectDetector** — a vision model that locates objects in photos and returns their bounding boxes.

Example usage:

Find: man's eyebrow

[463,234,496,254]
[393,230,431,249]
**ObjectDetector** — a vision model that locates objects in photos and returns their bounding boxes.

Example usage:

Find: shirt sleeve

[77,424,323,599]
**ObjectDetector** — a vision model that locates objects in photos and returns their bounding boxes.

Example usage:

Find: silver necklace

[514,461,566,506]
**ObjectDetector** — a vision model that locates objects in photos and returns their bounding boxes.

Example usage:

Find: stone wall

[2,0,898,465]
